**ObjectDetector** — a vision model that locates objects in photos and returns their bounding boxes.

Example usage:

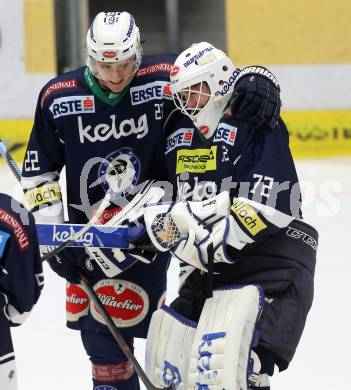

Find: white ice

[1,157,350,389]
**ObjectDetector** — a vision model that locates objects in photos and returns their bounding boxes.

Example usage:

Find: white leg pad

[187,285,264,390]
[145,305,197,389]
[0,358,17,390]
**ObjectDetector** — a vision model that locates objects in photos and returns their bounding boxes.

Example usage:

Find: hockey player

[0,193,43,390]
[21,11,282,390]
[144,42,318,389]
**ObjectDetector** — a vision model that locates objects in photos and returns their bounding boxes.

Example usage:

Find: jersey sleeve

[228,119,302,252]
[21,86,65,223]
[0,196,44,326]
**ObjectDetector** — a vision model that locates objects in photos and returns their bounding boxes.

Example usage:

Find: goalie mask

[170,42,239,138]
[86,11,143,84]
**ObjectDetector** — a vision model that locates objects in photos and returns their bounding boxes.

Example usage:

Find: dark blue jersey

[164,108,302,252]
[0,193,43,326]
[21,56,176,337]
[22,55,176,224]
[164,111,317,370]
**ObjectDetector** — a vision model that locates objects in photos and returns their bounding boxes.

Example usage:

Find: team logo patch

[165,128,194,154]
[98,148,141,197]
[213,123,237,146]
[94,386,118,390]
[49,95,95,118]
[0,230,10,257]
[130,81,170,105]
[40,79,77,107]
[24,182,62,209]
[91,279,149,327]
[0,209,29,251]
[231,200,267,236]
[176,146,217,174]
[66,283,90,322]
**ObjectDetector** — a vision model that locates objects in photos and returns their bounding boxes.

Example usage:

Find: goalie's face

[91,57,136,92]
[176,81,211,115]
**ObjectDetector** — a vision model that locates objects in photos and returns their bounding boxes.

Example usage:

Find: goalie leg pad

[145,305,197,389]
[188,284,265,390]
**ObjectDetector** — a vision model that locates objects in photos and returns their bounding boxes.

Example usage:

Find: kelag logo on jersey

[176,146,217,174]
[130,81,171,105]
[98,148,141,197]
[213,123,237,146]
[79,114,149,143]
[165,128,194,154]
[49,95,95,118]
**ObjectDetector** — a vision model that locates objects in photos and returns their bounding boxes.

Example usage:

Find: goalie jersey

[164,108,302,254]
[164,110,318,370]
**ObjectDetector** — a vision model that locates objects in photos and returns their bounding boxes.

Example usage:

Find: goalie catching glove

[144,192,244,271]
[231,66,281,130]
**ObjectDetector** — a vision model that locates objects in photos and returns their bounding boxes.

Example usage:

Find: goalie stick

[0,139,172,390]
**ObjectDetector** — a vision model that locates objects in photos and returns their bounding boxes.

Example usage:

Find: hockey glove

[230,66,281,130]
[144,192,240,271]
[45,247,85,284]
[85,223,157,278]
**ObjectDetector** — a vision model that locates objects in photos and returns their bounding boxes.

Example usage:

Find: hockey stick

[0,140,171,390]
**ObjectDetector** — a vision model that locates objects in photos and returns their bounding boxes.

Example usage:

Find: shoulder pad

[40,68,84,108]
[136,54,176,79]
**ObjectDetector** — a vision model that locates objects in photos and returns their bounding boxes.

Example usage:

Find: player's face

[179,82,211,110]
[95,57,135,92]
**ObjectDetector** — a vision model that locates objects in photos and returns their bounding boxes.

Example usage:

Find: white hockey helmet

[86,11,143,76]
[170,42,239,138]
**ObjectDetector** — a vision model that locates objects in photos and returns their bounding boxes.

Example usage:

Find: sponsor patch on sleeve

[0,210,29,251]
[213,123,237,146]
[24,182,62,209]
[136,62,173,77]
[40,79,78,107]
[231,199,267,236]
